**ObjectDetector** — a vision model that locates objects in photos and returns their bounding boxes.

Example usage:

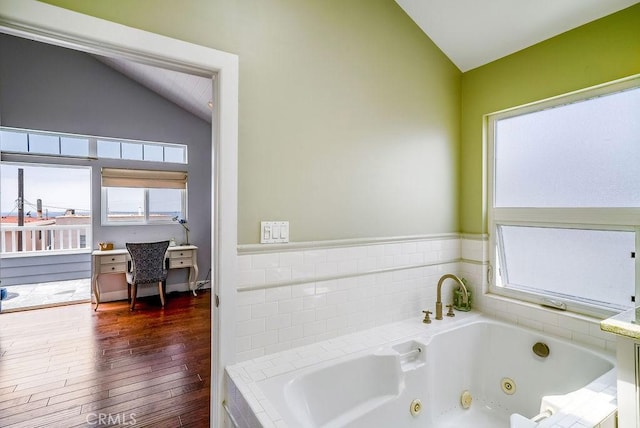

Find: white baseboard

[96,281,197,303]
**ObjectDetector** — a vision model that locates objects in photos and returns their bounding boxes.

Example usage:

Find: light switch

[262,223,271,241]
[260,221,289,243]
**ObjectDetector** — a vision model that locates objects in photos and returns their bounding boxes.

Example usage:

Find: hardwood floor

[0,291,211,427]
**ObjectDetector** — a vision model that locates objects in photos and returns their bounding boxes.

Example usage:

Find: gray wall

[0,33,212,286]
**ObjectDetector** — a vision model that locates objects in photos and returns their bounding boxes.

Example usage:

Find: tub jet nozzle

[460,390,472,409]
[409,399,422,416]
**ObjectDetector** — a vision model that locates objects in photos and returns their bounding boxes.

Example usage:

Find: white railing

[1,224,92,255]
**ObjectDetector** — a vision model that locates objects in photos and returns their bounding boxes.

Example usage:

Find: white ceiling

[395,0,639,71]
[95,55,213,123]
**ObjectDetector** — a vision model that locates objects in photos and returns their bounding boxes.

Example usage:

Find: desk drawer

[169,250,193,259]
[100,262,127,274]
[100,254,127,264]
[169,258,193,269]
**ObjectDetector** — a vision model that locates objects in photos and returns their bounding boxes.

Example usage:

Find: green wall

[460,4,640,234]
[41,0,461,244]
[38,1,639,241]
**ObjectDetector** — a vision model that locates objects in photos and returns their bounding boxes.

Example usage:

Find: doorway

[0,161,92,310]
[0,2,238,426]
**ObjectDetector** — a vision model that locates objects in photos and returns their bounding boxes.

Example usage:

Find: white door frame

[0,2,238,427]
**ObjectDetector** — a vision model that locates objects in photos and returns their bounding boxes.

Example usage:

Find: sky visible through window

[0,164,90,217]
[1,165,183,218]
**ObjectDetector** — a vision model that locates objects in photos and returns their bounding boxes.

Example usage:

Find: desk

[92,245,198,310]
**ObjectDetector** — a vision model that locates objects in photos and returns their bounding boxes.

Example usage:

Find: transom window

[488,76,640,317]
[0,127,187,164]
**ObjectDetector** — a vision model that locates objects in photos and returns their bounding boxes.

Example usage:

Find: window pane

[121,142,143,160]
[0,130,28,152]
[97,140,121,159]
[497,225,635,310]
[60,137,89,157]
[105,187,145,222]
[495,87,640,207]
[148,188,182,222]
[29,134,59,155]
[143,144,163,162]
[164,146,186,163]
[1,163,90,228]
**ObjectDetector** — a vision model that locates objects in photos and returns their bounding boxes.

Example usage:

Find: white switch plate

[261,221,289,243]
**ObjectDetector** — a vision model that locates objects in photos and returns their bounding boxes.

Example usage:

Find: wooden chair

[126,241,170,311]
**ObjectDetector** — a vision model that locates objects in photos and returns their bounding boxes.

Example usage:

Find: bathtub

[245,316,616,428]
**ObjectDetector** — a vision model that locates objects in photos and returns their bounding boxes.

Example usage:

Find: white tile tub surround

[237,236,461,289]
[235,234,618,362]
[235,235,462,362]
[225,314,617,428]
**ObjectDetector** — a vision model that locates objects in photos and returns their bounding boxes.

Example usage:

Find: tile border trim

[237,258,461,292]
[237,233,461,255]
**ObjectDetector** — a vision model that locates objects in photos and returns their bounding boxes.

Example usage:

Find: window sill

[483,291,616,322]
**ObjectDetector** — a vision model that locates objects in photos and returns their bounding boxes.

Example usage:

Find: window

[61,136,89,157]
[1,127,187,164]
[96,138,186,163]
[0,163,91,254]
[1,128,89,158]
[488,76,640,316]
[101,168,187,225]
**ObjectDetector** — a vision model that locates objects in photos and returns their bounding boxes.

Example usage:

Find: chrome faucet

[435,274,468,320]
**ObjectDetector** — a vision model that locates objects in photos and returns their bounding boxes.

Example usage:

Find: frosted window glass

[498,225,635,310]
[495,87,640,207]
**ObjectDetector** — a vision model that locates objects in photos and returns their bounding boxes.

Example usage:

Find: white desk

[91,245,198,310]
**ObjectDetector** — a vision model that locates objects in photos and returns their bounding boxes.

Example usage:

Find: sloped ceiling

[395,0,640,72]
[95,55,213,123]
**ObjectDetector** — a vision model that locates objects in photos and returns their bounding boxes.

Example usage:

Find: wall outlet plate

[261,221,289,243]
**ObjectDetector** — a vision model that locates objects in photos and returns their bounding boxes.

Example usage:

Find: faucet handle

[446,304,455,317]
[422,310,432,324]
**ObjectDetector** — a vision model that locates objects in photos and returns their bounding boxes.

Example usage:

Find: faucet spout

[435,274,468,320]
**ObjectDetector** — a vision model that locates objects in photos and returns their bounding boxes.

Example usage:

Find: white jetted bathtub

[226,315,617,428]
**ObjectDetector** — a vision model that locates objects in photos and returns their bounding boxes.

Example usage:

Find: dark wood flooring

[0,291,211,427]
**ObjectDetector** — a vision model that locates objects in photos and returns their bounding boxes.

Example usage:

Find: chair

[126,241,170,311]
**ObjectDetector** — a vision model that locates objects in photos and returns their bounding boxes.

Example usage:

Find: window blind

[101,168,187,189]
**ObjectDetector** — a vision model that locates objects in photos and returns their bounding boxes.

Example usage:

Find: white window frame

[487,75,640,318]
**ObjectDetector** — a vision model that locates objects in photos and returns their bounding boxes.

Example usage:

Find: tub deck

[225,312,617,428]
